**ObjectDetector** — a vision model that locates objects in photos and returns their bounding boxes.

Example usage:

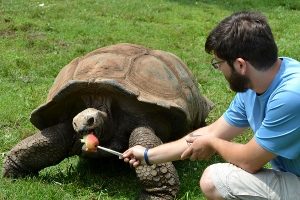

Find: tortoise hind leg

[3,122,76,178]
[129,127,179,200]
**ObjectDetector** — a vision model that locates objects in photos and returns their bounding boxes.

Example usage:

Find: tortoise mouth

[79,128,97,139]
[79,128,99,139]
[80,129,100,152]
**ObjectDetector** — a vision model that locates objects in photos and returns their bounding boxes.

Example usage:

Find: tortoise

[3,43,212,199]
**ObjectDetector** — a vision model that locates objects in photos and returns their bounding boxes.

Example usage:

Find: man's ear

[234,58,247,75]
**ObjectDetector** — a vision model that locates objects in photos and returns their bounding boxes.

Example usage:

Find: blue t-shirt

[224,57,300,176]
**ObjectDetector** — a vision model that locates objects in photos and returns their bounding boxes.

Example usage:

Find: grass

[0,0,300,199]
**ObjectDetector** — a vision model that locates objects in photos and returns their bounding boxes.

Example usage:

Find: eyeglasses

[211,58,225,70]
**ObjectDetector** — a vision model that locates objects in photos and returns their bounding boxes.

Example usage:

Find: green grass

[1,0,299,199]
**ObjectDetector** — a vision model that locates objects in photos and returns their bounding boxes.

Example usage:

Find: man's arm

[122,137,189,167]
[210,137,276,173]
[189,116,246,140]
[182,120,276,173]
[123,116,246,167]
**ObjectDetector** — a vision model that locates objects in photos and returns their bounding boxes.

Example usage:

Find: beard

[226,70,250,93]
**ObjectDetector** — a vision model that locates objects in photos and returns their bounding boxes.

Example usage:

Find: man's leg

[200,163,300,200]
[200,165,224,200]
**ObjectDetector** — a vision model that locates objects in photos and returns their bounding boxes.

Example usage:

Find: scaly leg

[129,127,180,200]
[3,122,77,178]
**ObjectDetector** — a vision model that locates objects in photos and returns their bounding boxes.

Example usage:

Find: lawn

[0,0,300,199]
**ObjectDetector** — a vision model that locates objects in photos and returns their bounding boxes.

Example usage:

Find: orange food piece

[80,134,99,152]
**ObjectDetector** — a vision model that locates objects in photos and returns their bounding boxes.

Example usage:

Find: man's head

[211,56,250,92]
[205,11,278,71]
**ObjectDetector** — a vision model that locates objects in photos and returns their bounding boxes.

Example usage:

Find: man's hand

[184,132,203,146]
[122,145,146,167]
[181,134,216,161]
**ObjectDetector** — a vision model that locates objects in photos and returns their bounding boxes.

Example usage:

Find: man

[122,11,300,200]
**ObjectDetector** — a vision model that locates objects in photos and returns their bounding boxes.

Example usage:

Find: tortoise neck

[81,95,112,114]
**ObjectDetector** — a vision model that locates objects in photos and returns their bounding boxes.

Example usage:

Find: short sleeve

[224,93,249,128]
[255,91,300,159]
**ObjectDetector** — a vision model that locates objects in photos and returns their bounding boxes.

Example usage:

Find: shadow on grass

[38,156,139,199]
[25,155,223,199]
[0,151,223,199]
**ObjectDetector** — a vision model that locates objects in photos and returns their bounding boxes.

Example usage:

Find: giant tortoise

[3,43,212,199]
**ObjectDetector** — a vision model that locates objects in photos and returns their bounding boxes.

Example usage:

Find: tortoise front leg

[3,122,76,178]
[129,127,180,200]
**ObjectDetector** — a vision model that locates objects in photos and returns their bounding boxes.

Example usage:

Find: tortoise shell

[30,43,212,133]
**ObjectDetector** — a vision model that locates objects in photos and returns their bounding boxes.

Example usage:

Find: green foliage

[1,0,299,199]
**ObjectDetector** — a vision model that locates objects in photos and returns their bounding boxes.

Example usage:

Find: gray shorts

[210,163,300,200]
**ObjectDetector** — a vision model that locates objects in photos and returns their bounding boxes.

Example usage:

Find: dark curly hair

[205,11,278,71]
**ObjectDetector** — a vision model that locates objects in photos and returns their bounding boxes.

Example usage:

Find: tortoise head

[72,108,107,150]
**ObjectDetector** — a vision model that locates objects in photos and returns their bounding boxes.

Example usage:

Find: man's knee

[200,164,223,200]
[200,165,214,193]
